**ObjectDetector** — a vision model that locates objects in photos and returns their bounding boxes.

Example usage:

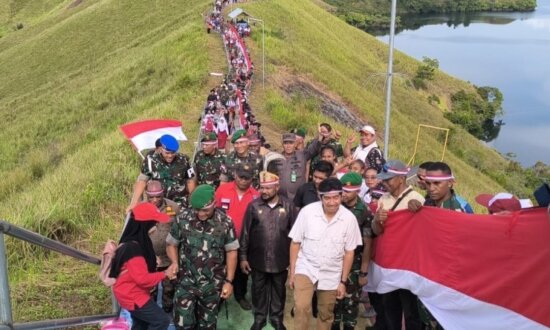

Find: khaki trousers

[293,274,337,330]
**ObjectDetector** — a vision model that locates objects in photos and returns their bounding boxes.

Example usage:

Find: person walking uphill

[128,134,196,211]
[166,185,239,330]
[110,202,175,330]
[239,171,297,330]
[289,178,363,330]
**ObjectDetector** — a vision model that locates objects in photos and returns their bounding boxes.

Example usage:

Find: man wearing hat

[166,184,239,329]
[215,162,260,310]
[193,132,226,190]
[276,130,325,201]
[289,178,362,330]
[372,160,424,330]
[239,171,297,330]
[475,192,524,214]
[224,129,263,188]
[145,180,180,313]
[332,172,374,330]
[128,134,196,211]
[344,125,385,172]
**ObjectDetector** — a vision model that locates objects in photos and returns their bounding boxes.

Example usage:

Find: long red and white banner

[366,207,550,330]
[119,119,187,153]
[228,24,252,73]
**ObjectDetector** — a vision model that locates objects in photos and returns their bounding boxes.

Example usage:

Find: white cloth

[289,201,363,290]
[352,142,379,163]
[359,182,372,204]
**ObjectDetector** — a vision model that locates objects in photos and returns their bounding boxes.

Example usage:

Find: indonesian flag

[366,207,550,329]
[119,120,187,153]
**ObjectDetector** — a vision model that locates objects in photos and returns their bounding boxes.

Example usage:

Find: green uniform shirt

[193,150,226,189]
[167,209,239,285]
[139,153,193,205]
[224,150,263,188]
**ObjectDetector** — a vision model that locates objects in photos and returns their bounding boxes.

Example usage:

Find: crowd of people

[108,1,541,330]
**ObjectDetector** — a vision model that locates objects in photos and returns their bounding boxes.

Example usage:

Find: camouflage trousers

[419,299,444,330]
[333,263,362,327]
[173,280,222,330]
[150,276,176,313]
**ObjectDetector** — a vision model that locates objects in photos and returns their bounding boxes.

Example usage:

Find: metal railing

[0,220,117,330]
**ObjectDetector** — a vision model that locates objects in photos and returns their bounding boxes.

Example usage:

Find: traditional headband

[202,140,218,145]
[146,189,164,197]
[342,185,361,192]
[260,179,279,186]
[424,174,455,181]
[319,190,343,196]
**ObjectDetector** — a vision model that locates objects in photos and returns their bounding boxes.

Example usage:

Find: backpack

[99,239,118,287]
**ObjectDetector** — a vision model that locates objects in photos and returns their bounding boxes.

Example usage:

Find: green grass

[0,0,543,325]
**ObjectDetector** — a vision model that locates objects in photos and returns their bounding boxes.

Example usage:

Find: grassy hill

[0,0,538,325]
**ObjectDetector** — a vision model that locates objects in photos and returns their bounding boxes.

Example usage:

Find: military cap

[340,172,362,192]
[160,134,179,152]
[201,132,218,144]
[235,163,254,179]
[282,133,296,142]
[293,128,307,138]
[260,171,279,186]
[231,129,248,144]
[190,184,215,209]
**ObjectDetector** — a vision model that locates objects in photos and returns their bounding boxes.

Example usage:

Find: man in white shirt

[289,178,362,330]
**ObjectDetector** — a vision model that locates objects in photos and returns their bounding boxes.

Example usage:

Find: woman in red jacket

[110,202,175,330]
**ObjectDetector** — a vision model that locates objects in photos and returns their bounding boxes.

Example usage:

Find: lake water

[376,2,550,166]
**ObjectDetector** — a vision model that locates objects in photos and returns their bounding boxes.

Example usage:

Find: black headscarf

[109,213,157,278]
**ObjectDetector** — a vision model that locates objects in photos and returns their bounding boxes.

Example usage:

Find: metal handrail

[0,221,101,265]
[0,220,116,330]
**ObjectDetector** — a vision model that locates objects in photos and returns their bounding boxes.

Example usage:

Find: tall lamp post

[248,17,265,90]
[383,0,398,159]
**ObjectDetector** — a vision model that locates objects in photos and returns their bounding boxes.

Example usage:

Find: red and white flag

[119,120,187,153]
[366,207,550,330]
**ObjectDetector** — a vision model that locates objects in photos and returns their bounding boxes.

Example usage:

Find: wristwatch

[340,279,347,285]
[359,271,368,277]
[224,278,233,284]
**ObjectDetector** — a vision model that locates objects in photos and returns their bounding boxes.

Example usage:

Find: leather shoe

[237,298,252,310]
[331,323,341,330]
[270,321,286,330]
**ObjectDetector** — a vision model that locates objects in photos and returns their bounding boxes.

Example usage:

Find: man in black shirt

[293,160,334,210]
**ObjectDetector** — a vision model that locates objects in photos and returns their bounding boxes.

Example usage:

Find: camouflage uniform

[223,151,262,189]
[193,150,226,190]
[139,153,193,207]
[167,208,239,330]
[333,198,374,328]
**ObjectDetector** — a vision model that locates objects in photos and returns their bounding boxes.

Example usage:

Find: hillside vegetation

[0,0,542,324]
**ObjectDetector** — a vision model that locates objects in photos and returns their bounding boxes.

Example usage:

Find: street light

[248,17,265,90]
[383,0,398,159]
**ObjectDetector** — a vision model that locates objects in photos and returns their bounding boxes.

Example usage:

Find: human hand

[333,129,342,141]
[166,263,178,279]
[346,135,356,145]
[358,275,368,287]
[220,282,233,299]
[288,273,295,290]
[375,204,388,228]
[408,199,423,213]
[240,260,252,274]
[336,283,346,299]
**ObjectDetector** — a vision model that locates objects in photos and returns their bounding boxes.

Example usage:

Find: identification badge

[290,170,297,183]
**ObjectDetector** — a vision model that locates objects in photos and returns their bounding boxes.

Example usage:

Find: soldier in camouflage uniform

[332,172,375,330]
[223,129,262,189]
[166,184,239,330]
[128,134,196,211]
[193,132,226,190]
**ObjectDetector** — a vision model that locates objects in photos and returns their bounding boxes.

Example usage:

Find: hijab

[109,213,157,278]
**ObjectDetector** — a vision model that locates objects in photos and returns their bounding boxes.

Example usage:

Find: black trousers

[131,299,171,330]
[382,289,422,330]
[234,266,249,300]
[250,269,288,328]
[368,292,387,330]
